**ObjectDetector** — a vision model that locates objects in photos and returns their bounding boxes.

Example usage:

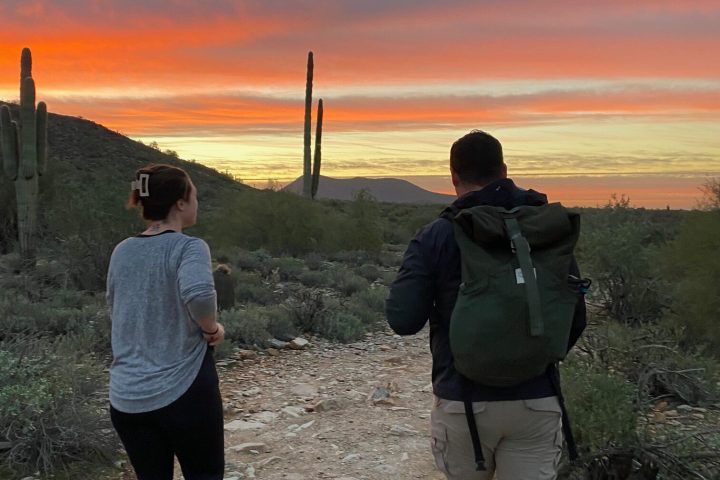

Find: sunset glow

[1,0,718,207]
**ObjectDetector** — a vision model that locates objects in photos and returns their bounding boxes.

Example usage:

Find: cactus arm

[311,99,323,200]
[21,47,32,86]
[20,77,37,179]
[303,51,314,197]
[1,106,18,180]
[36,101,47,176]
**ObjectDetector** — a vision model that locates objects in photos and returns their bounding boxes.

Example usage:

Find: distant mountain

[284,175,456,204]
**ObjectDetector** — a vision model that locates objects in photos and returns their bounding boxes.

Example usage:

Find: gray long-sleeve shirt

[106,231,216,413]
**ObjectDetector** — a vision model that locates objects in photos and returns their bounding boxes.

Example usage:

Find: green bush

[316,309,364,343]
[577,196,670,325]
[285,289,329,333]
[0,339,116,475]
[271,257,305,281]
[355,263,381,282]
[562,356,638,454]
[233,271,275,305]
[303,252,324,271]
[347,286,388,326]
[297,270,326,288]
[220,307,270,347]
[230,248,274,276]
[661,210,720,351]
[0,294,111,354]
[202,190,384,256]
[326,266,369,296]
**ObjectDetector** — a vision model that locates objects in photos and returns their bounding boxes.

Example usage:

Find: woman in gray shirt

[106,164,225,480]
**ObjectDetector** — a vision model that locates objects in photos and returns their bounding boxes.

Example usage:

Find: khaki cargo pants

[430,396,563,480]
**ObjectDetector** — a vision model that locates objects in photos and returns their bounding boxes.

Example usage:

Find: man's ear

[451,168,460,187]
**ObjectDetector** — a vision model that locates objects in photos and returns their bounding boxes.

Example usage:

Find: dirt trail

[213,328,445,480]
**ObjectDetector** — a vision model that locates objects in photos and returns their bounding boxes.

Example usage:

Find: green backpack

[449,202,581,387]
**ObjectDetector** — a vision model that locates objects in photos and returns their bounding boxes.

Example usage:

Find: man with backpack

[385,130,588,479]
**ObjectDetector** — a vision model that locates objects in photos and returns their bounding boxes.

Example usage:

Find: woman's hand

[202,322,225,346]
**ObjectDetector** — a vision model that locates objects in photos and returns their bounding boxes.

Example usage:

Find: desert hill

[284,175,455,204]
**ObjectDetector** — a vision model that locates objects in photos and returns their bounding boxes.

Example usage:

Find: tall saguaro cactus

[0,47,48,258]
[302,51,314,197]
[311,99,323,200]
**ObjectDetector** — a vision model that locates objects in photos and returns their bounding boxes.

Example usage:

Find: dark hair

[127,164,192,221]
[450,130,505,185]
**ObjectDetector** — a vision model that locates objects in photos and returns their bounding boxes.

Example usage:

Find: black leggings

[110,347,224,480]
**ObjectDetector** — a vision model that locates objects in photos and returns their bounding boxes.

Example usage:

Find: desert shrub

[233,271,275,305]
[355,263,381,282]
[315,308,364,343]
[203,190,383,255]
[381,270,397,286]
[0,338,116,475]
[0,294,111,354]
[230,248,274,276]
[562,356,638,454]
[297,270,326,288]
[262,305,297,340]
[347,286,388,326]
[303,252,324,271]
[660,210,720,351]
[326,250,373,266]
[578,196,669,325]
[326,266,369,296]
[285,289,329,333]
[697,177,720,210]
[220,307,269,347]
[219,304,295,347]
[271,257,305,281]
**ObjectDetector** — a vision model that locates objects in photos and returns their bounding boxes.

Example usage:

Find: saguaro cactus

[0,47,48,258]
[302,51,313,197]
[311,99,323,200]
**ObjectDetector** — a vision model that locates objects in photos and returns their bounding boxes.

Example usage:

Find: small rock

[341,453,361,462]
[692,413,705,420]
[654,400,668,412]
[677,404,693,413]
[240,387,261,397]
[289,337,310,350]
[237,349,257,360]
[370,385,393,405]
[390,424,418,436]
[224,420,267,432]
[665,410,678,417]
[290,383,319,398]
[379,345,391,351]
[281,406,306,418]
[313,398,346,412]
[298,420,315,430]
[231,442,269,454]
[269,338,288,349]
[255,456,281,467]
[401,452,409,461]
[266,348,280,356]
[693,407,708,413]
[252,411,279,423]
[245,465,256,478]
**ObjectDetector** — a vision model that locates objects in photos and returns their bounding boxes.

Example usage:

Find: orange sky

[1,0,718,208]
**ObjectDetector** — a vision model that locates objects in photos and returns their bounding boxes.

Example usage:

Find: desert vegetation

[1,170,719,478]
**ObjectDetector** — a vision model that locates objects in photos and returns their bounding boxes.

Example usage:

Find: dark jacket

[385,178,587,401]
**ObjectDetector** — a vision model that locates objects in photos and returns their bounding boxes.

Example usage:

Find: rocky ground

[120,327,446,480]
